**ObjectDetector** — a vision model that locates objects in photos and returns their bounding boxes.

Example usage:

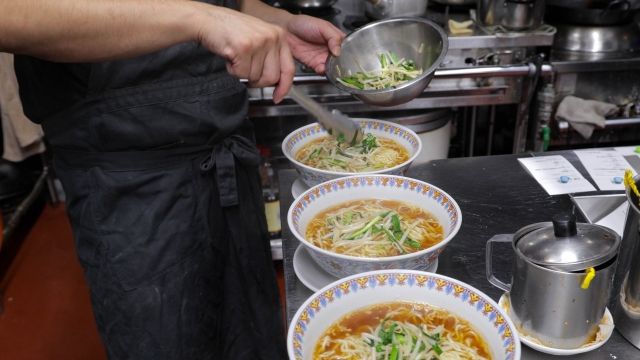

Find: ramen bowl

[287,174,461,279]
[287,269,521,360]
[282,119,422,188]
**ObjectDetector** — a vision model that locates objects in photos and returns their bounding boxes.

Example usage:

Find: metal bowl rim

[325,17,449,95]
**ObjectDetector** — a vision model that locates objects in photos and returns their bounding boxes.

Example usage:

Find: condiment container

[486,213,620,349]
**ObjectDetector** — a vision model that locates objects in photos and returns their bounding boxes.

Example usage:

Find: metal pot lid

[515,213,621,271]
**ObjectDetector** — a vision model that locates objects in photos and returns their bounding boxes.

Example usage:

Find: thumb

[319,24,346,57]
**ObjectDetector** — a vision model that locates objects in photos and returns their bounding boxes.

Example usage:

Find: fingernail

[333,46,341,56]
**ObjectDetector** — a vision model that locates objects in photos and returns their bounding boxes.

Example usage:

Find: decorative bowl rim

[281,119,423,177]
[286,174,462,263]
[286,268,521,360]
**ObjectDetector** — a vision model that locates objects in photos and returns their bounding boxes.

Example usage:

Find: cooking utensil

[363,0,429,20]
[486,213,620,349]
[477,0,546,30]
[277,0,337,9]
[431,0,477,5]
[546,0,639,8]
[612,172,640,349]
[551,22,640,61]
[545,0,639,25]
[288,86,364,144]
[325,17,448,107]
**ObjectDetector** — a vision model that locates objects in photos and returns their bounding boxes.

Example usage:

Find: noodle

[314,302,492,360]
[306,199,443,258]
[295,134,409,173]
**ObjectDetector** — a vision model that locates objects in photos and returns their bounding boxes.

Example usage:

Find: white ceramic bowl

[287,174,461,279]
[282,119,422,187]
[287,269,521,360]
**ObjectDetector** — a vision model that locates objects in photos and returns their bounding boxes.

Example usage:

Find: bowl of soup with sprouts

[287,174,461,279]
[282,119,421,188]
[287,269,521,360]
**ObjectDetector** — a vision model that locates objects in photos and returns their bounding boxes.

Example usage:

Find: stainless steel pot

[551,22,640,61]
[545,0,639,25]
[431,0,477,6]
[477,0,545,30]
[486,214,621,349]
[364,0,429,19]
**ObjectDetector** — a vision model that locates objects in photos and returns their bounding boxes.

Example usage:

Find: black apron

[14,1,287,359]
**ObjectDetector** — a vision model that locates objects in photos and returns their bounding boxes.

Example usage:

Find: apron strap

[200,135,261,207]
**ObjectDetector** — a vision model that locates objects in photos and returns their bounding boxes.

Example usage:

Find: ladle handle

[486,234,513,292]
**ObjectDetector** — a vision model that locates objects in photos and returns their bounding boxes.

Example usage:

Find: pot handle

[601,0,630,17]
[486,234,513,292]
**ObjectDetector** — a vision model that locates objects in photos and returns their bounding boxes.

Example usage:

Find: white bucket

[382,109,452,165]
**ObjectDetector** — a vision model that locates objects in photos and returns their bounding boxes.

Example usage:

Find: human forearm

[236,0,294,28]
[0,0,211,62]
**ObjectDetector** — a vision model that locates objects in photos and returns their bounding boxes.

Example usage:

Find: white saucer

[291,177,310,199]
[293,245,439,292]
[497,293,614,356]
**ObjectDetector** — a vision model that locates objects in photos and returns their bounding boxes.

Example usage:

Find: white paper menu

[518,155,597,195]
[574,149,637,191]
[614,146,640,157]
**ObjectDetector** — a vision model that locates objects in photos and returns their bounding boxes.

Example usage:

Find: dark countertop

[278,150,640,359]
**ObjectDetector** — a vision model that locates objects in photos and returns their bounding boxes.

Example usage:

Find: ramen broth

[294,134,409,173]
[305,199,443,257]
[314,301,492,360]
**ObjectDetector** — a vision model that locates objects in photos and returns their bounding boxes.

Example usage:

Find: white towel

[0,53,45,162]
[555,95,618,140]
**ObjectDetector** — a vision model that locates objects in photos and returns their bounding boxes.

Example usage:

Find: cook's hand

[284,15,346,75]
[198,8,295,103]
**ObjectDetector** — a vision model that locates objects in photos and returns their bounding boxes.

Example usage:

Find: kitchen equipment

[498,293,616,355]
[612,173,640,349]
[325,17,448,107]
[477,0,546,30]
[277,0,337,9]
[486,213,621,349]
[552,22,640,60]
[545,0,639,25]
[431,0,477,6]
[288,269,521,360]
[287,174,461,278]
[551,22,640,61]
[364,0,429,19]
[288,86,364,144]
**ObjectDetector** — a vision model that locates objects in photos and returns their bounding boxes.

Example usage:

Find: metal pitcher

[487,214,620,349]
[612,173,640,349]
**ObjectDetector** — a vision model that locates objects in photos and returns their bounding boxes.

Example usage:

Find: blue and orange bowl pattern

[288,175,461,279]
[283,120,422,187]
[290,271,518,360]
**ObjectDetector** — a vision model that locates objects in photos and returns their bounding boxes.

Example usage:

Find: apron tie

[200,135,261,207]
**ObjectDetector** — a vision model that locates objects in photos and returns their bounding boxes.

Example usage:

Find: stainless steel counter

[279,150,640,359]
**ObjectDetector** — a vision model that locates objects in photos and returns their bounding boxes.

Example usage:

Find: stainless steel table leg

[469,106,477,157]
[487,105,496,156]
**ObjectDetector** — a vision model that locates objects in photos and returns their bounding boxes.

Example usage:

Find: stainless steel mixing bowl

[278,0,337,9]
[325,17,448,107]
